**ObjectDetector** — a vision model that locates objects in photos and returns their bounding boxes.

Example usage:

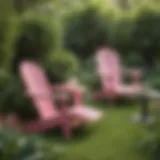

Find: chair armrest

[123,68,143,84]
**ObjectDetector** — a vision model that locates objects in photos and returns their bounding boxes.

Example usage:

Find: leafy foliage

[65,5,112,59]
[0,128,64,160]
[0,69,37,121]
[13,9,62,73]
[64,3,160,69]
[44,50,79,83]
[139,110,160,160]
[77,56,100,92]
[133,7,160,68]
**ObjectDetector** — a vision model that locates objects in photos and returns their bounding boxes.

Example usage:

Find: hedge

[64,4,160,69]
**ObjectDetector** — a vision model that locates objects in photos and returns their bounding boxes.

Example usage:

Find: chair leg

[62,123,72,140]
[60,111,72,140]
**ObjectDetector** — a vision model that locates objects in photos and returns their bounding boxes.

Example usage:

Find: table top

[140,88,160,99]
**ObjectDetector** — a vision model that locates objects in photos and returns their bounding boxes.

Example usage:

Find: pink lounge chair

[94,47,144,100]
[17,60,102,139]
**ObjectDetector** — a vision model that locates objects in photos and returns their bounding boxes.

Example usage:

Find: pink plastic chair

[18,60,102,139]
[94,47,144,100]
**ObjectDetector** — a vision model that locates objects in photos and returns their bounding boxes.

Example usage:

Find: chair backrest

[95,48,122,90]
[19,61,56,119]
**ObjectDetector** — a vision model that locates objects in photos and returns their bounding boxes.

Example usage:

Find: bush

[133,7,160,68]
[0,128,64,160]
[64,3,160,69]
[139,110,160,160]
[0,69,37,121]
[13,9,62,73]
[64,5,112,59]
[143,70,160,90]
[109,13,135,54]
[44,50,79,83]
[77,56,100,92]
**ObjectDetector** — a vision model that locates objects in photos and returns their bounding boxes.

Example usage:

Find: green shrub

[0,69,37,121]
[64,5,112,59]
[0,128,64,160]
[64,3,160,69]
[109,13,135,54]
[77,56,100,92]
[122,51,145,68]
[144,70,160,90]
[133,7,160,68]
[139,110,160,160]
[13,10,62,73]
[44,50,79,83]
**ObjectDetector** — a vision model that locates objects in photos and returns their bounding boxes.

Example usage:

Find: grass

[46,105,150,160]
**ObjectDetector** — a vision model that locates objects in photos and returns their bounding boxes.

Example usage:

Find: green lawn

[47,107,150,160]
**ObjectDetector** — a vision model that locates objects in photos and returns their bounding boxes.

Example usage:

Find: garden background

[0,0,160,160]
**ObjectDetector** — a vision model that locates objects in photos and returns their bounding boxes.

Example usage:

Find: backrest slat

[96,48,121,89]
[19,61,56,119]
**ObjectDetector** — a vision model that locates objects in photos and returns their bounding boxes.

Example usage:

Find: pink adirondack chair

[17,60,102,139]
[94,47,144,100]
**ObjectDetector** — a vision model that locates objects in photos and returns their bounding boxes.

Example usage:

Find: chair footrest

[70,106,102,122]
